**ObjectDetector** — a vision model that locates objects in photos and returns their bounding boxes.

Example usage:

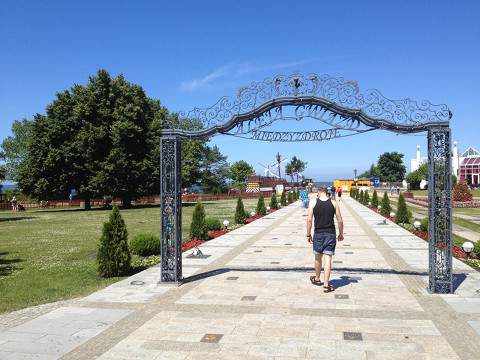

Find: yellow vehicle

[333,179,371,191]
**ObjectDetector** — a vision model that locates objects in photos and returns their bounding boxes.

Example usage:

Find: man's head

[317,187,327,195]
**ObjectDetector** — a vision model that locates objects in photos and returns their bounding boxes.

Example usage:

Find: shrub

[256,194,267,215]
[474,241,480,258]
[269,193,279,210]
[359,190,364,203]
[129,233,159,256]
[205,217,222,232]
[131,255,160,271]
[364,191,370,206]
[381,192,391,216]
[280,191,287,206]
[453,180,473,202]
[235,198,247,224]
[420,217,428,232]
[395,193,410,224]
[190,202,207,240]
[97,205,131,277]
[371,190,379,208]
[287,191,293,204]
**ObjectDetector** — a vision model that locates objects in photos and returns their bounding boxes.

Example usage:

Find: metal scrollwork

[428,126,452,294]
[171,73,451,134]
[160,137,182,283]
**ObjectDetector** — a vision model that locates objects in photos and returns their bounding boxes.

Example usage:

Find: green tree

[359,163,380,178]
[286,156,307,183]
[97,205,131,277]
[256,194,267,215]
[280,191,287,206]
[371,190,379,208]
[17,70,163,208]
[200,145,230,194]
[235,197,247,224]
[230,160,254,190]
[377,152,406,182]
[381,192,392,215]
[364,191,370,206]
[190,202,207,239]
[269,192,278,209]
[0,119,33,180]
[287,191,293,204]
[395,193,411,224]
[405,163,428,190]
[359,190,364,203]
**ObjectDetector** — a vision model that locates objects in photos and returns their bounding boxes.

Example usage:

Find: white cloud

[179,60,309,92]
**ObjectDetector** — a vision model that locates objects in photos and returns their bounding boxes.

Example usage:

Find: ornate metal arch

[160,73,453,294]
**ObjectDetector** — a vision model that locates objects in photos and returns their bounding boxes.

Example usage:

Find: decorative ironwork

[159,72,454,293]
[160,136,182,283]
[167,73,451,138]
[428,126,453,293]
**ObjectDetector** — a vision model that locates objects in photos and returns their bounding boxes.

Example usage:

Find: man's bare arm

[306,199,315,243]
[334,201,344,241]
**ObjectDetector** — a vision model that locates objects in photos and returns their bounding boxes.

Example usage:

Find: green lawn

[0,198,259,313]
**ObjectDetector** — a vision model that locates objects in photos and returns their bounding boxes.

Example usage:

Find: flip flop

[323,285,335,293]
[310,276,323,286]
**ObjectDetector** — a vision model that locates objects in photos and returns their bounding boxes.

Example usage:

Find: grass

[453,217,480,233]
[0,198,259,314]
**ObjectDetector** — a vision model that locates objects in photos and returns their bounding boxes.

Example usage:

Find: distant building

[410,145,428,173]
[410,142,480,186]
[456,145,480,186]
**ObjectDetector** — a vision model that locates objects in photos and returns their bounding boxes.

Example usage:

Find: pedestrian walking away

[306,187,344,292]
[331,185,336,200]
[337,186,342,201]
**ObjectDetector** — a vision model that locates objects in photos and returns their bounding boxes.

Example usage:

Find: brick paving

[1,197,480,359]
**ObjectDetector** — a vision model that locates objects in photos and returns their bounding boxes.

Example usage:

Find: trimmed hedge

[205,217,222,232]
[129,233,160,256]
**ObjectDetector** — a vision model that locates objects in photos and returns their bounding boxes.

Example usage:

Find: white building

[410,145,427,173]
[410,141,479,182]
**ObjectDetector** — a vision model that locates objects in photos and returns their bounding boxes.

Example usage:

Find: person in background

[337,186,343,201]
[331,185,336,200]
[11,196,17,212]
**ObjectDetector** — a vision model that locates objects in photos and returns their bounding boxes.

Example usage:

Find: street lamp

[414,220,421,230]
[462,241,474,259]
[223,219,229,230]
[390,211,396,218]
[250,211,256,217]
[377,205,382,210]
[354,168,357,182]
[267,206,271,211]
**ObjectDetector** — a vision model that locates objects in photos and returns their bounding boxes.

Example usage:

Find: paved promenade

[2,196,480,359]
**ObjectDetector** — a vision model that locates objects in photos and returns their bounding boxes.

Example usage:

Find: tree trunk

[84,197,91,210]
[122,196,131,208]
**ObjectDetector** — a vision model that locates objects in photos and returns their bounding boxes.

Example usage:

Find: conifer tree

[280,191,287,206]
[359,190,364,203]
[287,191,293,204]
[395,193,411,223]
[256,194,267,215]
[381,192,392,216]
[371,190,379,208]
[97,205,131,277]
[364,191,370,206]
[235,197,247,224]
[269,192,278,210]
[190,202,207,239]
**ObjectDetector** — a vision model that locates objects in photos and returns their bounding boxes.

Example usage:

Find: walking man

[306,187,344,292]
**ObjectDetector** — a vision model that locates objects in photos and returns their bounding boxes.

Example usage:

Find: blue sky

[1,1,479,181]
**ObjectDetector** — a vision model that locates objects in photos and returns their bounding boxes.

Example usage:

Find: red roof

[461,157,480,165]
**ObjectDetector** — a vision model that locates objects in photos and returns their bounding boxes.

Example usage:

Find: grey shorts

[313,232,336,256]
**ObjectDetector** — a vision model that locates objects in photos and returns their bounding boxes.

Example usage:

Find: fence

[0,192,273,210]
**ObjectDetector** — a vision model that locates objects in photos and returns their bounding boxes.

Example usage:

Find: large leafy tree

[359,163,381,178]
[230,160,254,190]
[405,163,428,190]
[17,69,166,208]
[0,119,33,180]
[200,145,230,194]
[377,152,406,182]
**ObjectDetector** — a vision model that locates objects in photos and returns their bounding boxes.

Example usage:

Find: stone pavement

[2,196,480,359]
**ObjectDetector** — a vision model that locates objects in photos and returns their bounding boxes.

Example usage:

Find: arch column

[160,136,182,283]
[427,126,453,293]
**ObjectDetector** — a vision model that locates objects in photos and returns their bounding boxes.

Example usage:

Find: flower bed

[244,214,263,224]
[207,229,228,239]
[181,239,206,252]
[406,198,480,208]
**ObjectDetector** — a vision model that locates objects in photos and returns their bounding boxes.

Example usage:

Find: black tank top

[313,198,336,234]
